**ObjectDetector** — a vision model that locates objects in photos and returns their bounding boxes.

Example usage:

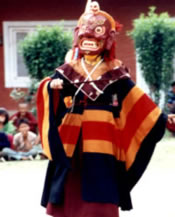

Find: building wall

[0,0,175,110]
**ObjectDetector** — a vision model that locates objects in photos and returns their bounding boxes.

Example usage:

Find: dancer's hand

[50,78,63,89]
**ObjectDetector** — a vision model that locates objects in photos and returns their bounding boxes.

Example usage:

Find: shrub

[11,24,73,114]
[19,24,73,80]
[128,7,175,105]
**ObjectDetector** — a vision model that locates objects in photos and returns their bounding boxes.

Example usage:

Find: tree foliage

[19,24,73,80]
[128,7,175,104]
[11,24,73,114]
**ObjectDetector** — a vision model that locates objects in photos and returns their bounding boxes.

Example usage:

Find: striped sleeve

[36,77,69,165]
[115,79,167,189]
[37,77,52,160]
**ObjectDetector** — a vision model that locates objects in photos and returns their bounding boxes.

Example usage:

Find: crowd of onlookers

[0,102,46,162]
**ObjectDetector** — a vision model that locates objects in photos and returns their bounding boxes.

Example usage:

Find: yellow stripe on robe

[125,107,161,170]
[61,113,82,126]
[63,143,76,157]
[83,110,116,125]
[83,140,115,155]
[42,81,52,160]
[83,139,126,161]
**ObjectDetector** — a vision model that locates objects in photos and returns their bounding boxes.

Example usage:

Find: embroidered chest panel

[56,60,130,101]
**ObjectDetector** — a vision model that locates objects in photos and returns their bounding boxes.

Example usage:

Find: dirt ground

[0,136,175,217]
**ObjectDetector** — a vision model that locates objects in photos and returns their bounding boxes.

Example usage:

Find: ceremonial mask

[73,1,118,56]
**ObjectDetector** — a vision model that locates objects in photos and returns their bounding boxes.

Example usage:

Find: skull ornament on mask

[73,1,118,56]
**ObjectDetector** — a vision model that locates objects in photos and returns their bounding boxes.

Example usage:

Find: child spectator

[1,119,40,160]
[10,102,37,133]
[0,108,16,150]
[0,108,16,135]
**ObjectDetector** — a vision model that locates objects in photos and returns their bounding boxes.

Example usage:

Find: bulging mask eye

[94,26,105,36]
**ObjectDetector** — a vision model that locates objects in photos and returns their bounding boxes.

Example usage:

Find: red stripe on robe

[121,94,157,152]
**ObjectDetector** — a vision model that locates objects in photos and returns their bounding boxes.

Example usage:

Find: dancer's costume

[37,1,167,216]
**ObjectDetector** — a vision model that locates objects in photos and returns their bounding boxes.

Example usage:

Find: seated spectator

[10,102,37,133]
[0,132,11,151]
[33,134,47,160]
[0,108,16,135]
[167,81,175,114]
[166,81,175,134]
[0,108,16,149]
[1,119,41,160]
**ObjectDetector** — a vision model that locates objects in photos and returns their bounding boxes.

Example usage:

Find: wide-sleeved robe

[37,59,167,211]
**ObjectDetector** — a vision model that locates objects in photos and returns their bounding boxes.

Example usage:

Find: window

[3,21,77,88]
